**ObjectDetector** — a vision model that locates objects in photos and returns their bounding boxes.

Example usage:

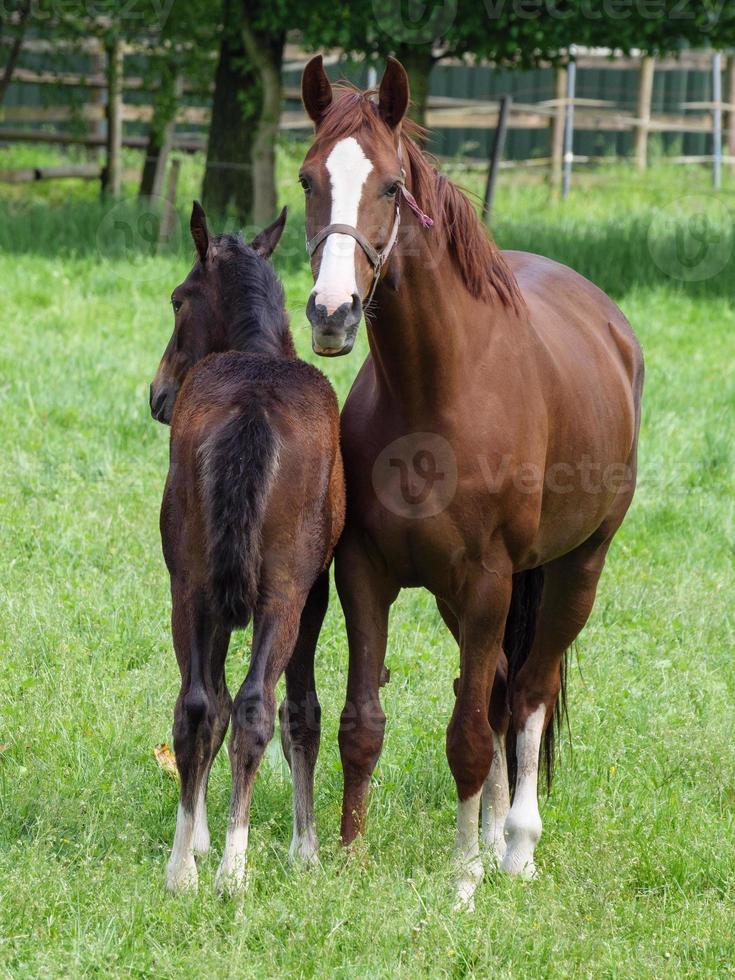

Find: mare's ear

[249,206,287,259]
[302,55,333,126]
[378,57,409,131]
[190,200,209,262]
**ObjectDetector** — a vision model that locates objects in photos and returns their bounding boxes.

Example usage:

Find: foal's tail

[504,566,568,796]
[198,407,279,628]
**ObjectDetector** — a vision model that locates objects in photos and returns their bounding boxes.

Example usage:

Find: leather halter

[306,184,402,308]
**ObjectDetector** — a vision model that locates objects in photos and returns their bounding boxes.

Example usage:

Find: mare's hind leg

[446,564,513,909]
[279,570,329,865]
[216,594,304,896]
[502,535,613,880]
[167,586,232,892]
[437,598,511,869]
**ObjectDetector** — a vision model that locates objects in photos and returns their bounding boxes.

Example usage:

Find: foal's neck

[227,277,295,360]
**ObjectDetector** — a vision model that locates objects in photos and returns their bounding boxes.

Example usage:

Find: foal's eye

[299,176,311,195]
[172,299,182,314]
[385,182,399,198]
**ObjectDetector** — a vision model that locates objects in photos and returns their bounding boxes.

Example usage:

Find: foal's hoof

[288,830,320,867]
[215,858,248,898]
[165,856,198,894]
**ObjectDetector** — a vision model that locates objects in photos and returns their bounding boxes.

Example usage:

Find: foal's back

[167,350,344,596]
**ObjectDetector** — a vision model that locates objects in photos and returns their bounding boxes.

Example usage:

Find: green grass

[1,143,734,977]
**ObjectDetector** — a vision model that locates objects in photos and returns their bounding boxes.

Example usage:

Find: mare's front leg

[447,562,513,909]
[216,593,303,895]
[167,585,232,892]
[335,530,399,845]
[279,570,329,864]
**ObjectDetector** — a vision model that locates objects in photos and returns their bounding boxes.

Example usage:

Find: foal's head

[300,56,411,356]
[150,201,291,424]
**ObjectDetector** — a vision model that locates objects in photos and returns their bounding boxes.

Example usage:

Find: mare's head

[150,201,291,424]
[300,56,411,356]
[300,57,523,358]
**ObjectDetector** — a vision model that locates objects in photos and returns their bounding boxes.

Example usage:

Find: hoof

[482,835,507,870]
[289,831,320,867]
[166,855,198,894]
[215,858,248,898]
[452,855,483,912]
[502,850,538,879]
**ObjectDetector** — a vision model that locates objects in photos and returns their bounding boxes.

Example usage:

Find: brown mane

[316,88,525,312]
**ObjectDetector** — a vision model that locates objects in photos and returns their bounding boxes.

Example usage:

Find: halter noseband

[305,166,433,309]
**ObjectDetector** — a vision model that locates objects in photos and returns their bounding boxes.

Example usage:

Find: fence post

[483,95,511,225]
[727,54,735,172]
[712,52,723,190]
[158,157,181,251]
[549,65,567,199]
[562,49,576,199]
[634,55,655,171]
[103,38,123,198]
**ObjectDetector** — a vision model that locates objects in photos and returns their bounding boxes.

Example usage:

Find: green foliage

[0,151,734,974]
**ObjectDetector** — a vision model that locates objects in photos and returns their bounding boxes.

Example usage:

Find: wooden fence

[1,37,734,199]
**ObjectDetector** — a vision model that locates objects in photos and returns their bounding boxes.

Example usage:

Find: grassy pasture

[0,145,734,977]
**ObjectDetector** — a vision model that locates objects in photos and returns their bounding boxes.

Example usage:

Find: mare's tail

[504,566,568,796]
[198,407,279,628]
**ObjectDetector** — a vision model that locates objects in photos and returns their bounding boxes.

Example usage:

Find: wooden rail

[1,39,732,198]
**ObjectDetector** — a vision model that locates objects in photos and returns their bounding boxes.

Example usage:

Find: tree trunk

[395,43,434,131]
[242,14,283,227]
[139,67,182,199]
[201,0,259,223]
[0,0,31,107]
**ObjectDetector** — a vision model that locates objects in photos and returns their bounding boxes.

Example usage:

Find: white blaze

[312,137,373,315]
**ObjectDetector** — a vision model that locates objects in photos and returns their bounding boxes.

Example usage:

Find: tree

[201,0,260,223]
[0,0,31,107]
[242,1,285,225]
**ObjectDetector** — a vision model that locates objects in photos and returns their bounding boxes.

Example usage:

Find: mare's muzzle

[307,292,362,356]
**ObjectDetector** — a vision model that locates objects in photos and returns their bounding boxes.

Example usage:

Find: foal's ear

[302,55,333,126]
[249,206,288,259]
[190,200,210,262]
[378,57,409,131]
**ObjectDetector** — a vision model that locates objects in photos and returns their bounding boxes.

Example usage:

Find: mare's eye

[299,176,311,194]
[172,299,182,314]
[385,182,399,197]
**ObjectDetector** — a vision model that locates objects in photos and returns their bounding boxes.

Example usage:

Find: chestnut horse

[300,57,643,906]
[150,203,344,894]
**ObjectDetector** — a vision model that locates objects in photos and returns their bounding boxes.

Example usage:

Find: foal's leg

[279,570,329,864]
[167,587,231,892]
[216,596,303,895]
[335,532,399,845]
[503,538,611,879]
[447,569,512,909]
[437,598,510,868]
[191,624,232,855]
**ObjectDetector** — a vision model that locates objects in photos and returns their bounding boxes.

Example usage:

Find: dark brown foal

[151,203,344,893]
[300,57,643,907]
